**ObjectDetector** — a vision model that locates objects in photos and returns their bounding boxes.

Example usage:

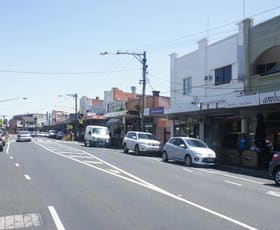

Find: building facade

[167,16,280,167]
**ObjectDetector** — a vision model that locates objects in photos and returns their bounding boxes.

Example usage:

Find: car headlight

[192,151,203,156]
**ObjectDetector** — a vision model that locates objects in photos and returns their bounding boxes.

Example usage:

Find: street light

[101,51,147,131]
[0,97,27,103]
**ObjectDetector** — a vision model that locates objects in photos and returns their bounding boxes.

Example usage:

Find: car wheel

[274,168,280,186]
[0,146,3,152]
[84,141,87,147]
[184,155,192,166]
[135,145,140,155]
[162,151,169,162]
[123,144,128,153]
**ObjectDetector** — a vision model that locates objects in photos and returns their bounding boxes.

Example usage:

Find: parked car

[56,131,64,140]
[84,125,110,147]
[0,138,3,151]
[122,131,161,155]
[269,152,280,186]
[17,131,32,142]
[48,130,57,138]
[0,130,7,146]
[162,137,216,166]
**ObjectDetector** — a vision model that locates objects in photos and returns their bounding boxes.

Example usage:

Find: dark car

[269,152,280,186]
[56,131,64,140]
[0,139,3,152]
[48,130,57,138]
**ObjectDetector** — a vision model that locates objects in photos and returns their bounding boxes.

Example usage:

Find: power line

[0,68,141,75]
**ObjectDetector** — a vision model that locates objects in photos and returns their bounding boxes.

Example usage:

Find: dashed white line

[195,168,264,185]
[48,206,65,230]
[183,168,193,173]
[266,191,280,198]
[24,174,31,180]
[15,163,20,167]
[224,180,242,187]
[10,156,13,159]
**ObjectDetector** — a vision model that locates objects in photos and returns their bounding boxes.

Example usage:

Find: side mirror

[179,144,186,148]
[88,131,92,135]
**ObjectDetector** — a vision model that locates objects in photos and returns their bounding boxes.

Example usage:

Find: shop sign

[226,94,259,108]
[260,91,280,105]
[149,106,164,115]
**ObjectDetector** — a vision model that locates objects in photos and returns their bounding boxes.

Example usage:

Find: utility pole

[101,51,147,131]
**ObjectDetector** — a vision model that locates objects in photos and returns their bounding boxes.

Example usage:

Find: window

[215,65,232,85]
[183,77,192,95]
[256,62,280,76]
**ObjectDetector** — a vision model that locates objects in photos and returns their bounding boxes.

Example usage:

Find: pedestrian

[238,133,247,154]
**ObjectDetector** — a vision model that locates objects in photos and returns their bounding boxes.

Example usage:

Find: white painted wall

[168,21,246,114]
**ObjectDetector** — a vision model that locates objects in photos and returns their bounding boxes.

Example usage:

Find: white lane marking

[108,169,120,174]
[15,163,20,167]
[195,168,264,185]
[48,206,65,230]
[24,174,31,180]
[35,141,258,230]
[10,156,13,159]
[266,191,280,198]
[224,180,242,187]
[6,140,11,154]
[84,160,103,164]
[183,168,193,173]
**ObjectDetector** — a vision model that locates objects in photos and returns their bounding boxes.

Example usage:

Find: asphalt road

[0,136,279,230]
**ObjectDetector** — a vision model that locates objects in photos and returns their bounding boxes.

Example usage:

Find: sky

[0,0,280,119]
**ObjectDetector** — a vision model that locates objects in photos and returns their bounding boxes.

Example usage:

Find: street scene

[1,1,280,230]
[0,136,279,230]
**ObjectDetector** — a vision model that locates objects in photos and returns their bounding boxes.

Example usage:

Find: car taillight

[272,154,280,161]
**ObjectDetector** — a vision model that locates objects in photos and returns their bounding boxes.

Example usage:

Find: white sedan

[17,131,32,142]
[162,137,216,166]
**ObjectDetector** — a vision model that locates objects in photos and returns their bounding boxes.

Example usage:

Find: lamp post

[0,97,27,103]
[100,51,147,131]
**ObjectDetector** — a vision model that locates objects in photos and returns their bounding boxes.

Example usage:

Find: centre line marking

[24,174,31,180]
[48,206,65,230]
[15,163,20,167]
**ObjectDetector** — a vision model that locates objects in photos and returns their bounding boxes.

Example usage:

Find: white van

[84,125,110,147]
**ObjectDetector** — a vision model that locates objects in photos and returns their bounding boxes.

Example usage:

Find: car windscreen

[92,127,108,135]
[138,133,157,140]
[19,131,30,135]
[185,139,208,148]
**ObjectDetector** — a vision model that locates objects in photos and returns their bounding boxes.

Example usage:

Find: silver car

[122,131,161,155]
[162,137,216,166]
[17,131,32,142]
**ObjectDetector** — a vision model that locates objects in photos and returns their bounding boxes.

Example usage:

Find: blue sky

[0,0,280,118]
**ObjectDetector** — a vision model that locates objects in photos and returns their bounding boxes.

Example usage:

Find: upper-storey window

[183,77,192,95]
[256,62,280,76]
[215,65,232,85]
